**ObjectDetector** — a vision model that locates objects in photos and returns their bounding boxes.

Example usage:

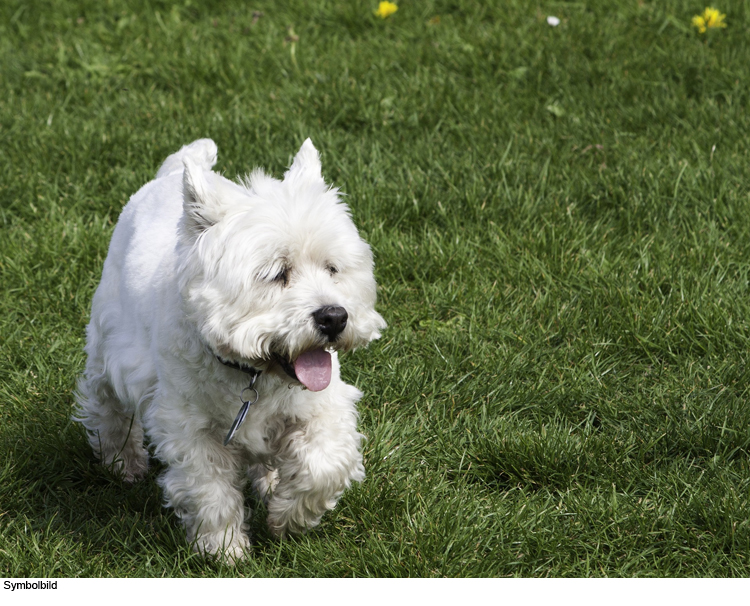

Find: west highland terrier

[74,138,386,561]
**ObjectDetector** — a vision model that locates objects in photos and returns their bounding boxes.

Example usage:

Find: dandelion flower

[375,1,398,19]
[692,7,727,33]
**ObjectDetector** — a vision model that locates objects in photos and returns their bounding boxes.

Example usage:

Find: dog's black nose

[313,305,348,340]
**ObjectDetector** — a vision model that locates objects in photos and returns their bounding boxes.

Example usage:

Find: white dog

[74,138,386,561]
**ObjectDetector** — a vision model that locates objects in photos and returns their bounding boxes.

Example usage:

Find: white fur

[74,138,386,561]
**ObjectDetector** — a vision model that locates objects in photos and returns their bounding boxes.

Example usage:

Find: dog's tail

[155,139,218,179]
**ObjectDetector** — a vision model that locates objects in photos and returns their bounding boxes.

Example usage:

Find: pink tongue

[293,349,332,391]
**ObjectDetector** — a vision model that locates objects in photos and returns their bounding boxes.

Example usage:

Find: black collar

[216,355,262,378]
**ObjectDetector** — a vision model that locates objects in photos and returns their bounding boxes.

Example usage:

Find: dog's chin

[217,332,358,392]
[215,352,315,391]
[214,343,334,392]
[274,353,299,382]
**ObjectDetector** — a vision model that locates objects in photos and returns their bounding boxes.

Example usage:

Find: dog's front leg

[266,416,365,537]
[154,423,251,562]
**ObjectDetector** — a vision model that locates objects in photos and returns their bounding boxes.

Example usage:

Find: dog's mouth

[275,348,332,392]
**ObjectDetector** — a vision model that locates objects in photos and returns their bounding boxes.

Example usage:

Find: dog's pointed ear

[182,156,221,235]
[284,138,323,183]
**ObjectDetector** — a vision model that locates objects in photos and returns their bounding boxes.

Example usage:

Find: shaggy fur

[74,139,386,561]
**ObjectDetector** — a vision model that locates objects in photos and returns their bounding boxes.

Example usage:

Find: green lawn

[2,0,750,577]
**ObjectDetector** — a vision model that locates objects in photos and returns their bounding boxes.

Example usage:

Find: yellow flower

[692,7,727,33]
[375,1,398,19]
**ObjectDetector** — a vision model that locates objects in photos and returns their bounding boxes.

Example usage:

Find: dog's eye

[326,264,338,275]
[273,267,290,286]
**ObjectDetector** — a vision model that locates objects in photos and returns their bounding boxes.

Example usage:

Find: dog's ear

[284,138,323,184]
[182,156,223,235]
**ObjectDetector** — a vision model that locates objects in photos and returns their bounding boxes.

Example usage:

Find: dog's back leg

[248,463,279,507]
[74,351,149,483]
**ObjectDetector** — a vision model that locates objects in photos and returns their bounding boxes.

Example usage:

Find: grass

[2,0,750,577]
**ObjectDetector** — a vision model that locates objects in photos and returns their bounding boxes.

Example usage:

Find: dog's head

[177,139,386,391]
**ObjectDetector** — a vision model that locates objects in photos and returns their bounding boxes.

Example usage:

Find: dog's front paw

[193,531,252,564]
[266,495,330,539]
[266,515,296,539]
